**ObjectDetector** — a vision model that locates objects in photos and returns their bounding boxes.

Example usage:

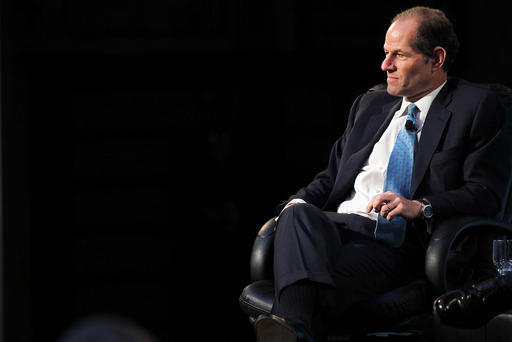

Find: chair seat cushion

[239,280,274,318]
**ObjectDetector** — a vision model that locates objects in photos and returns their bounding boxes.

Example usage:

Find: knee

[277,203,328,235]
[275,203,341,258]
[280,202,318,221]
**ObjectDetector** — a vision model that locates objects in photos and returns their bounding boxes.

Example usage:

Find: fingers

[383,198,402,221]
[379,202,391,218]
[376,197,396,221]
[366,194,381,213]
[366,191,404,221]
[366,191,394,214]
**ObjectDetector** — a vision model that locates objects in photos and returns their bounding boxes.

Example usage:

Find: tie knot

[407,103,418,115]
[407,104,418,125]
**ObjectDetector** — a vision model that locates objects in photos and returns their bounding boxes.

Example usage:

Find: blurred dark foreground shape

[57,315,160,342]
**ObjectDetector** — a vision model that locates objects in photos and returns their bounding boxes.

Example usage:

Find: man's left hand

[366,191,422,221]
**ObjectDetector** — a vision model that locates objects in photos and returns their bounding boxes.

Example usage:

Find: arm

[426,91,512,219]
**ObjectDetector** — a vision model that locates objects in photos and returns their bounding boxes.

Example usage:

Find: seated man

[254,6,512,342]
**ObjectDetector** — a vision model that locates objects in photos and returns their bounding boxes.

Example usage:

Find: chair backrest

[487,84,512,223]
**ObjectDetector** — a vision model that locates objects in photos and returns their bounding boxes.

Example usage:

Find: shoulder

[442,77,510,112]
[442,79,512,138]
[446,77,509,101]
[355,84,400,110]
[344,85,400,128]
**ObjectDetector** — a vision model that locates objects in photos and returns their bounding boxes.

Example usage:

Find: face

[381,18,440,102]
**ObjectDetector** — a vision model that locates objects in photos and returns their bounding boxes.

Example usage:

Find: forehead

[383,18,419,51]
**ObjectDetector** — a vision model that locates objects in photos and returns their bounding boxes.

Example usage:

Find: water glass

[493,239,512,275]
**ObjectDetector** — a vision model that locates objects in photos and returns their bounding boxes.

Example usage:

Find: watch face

[423,205,433,218]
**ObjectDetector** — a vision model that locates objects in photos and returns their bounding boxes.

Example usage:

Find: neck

[406,74,447,103]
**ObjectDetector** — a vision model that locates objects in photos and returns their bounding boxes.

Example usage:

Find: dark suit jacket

[282,78,512,230]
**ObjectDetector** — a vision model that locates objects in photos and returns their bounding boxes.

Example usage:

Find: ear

[431,46,447,72]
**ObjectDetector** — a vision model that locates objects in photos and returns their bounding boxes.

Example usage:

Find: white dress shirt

[280,81,447,220]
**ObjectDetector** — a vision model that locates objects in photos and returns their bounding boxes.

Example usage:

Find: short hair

[392,6,459,72]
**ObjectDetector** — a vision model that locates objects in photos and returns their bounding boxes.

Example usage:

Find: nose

[381,55,395,72]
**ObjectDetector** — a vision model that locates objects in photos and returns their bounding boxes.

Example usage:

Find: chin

[386,83,409,98]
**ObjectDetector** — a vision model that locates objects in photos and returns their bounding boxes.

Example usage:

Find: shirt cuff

[275,198,307,221]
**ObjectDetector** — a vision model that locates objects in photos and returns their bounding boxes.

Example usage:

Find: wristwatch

[419,199,433,219]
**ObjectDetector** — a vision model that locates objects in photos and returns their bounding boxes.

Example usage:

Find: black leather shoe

[254,314,317,342]
[433,273,512,328]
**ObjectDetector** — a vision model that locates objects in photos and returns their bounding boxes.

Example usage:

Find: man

[254,6,512,342]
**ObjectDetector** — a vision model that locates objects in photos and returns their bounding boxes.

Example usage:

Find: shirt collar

[397,80,447,132]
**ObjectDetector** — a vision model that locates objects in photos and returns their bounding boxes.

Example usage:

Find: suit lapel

[324,99,401,209]
[343,100,400,173]
[411,82,454,197]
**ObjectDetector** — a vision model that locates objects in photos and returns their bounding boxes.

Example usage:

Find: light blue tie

[375,103,418,247]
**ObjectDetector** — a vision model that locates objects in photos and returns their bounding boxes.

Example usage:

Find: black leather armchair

[239,84,512,341]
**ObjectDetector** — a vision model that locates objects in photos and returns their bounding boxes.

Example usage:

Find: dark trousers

[271,203,424,331]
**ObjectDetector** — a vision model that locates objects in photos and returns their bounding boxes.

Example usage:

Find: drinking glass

[493,239,512,275]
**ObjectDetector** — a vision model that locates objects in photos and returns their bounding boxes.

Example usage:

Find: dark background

[1,1,511,341]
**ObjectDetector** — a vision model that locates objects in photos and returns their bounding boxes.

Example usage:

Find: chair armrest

[425,216,512,294]
[250,218,277,282]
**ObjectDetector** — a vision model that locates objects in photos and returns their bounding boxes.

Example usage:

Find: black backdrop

[2,1,511,341]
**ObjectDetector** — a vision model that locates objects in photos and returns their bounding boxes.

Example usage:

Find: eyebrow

[383,47,410,55]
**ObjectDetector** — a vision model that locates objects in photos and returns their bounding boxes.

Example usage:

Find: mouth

[387,75,399,82]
